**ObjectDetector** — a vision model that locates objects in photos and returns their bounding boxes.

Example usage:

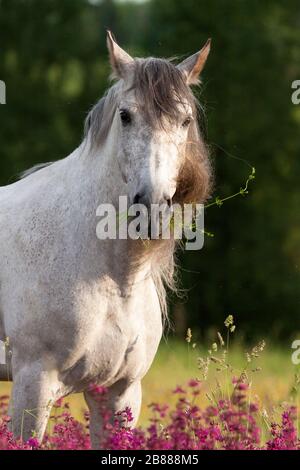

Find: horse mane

[19,162,54,180]
[85,57,212,325]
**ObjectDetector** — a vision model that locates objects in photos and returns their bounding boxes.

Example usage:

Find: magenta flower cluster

[0,379,299,450]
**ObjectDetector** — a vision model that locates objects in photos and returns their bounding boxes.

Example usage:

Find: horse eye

[182,117,192,128]
[120,109,131,125]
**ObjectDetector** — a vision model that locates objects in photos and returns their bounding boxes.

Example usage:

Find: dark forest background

[1,0,300,340]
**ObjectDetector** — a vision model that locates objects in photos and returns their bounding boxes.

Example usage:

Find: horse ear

[106,30,134,79]
[177,39,211,85]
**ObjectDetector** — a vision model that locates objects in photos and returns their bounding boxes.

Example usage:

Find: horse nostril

[133,193,141,204]
[165,197,172,208]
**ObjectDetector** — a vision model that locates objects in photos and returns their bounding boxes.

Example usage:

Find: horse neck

[76,128,154,292]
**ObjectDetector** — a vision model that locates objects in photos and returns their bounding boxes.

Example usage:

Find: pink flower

[0,380,299,450]
[172,386,186,394]
[188,379,200,388]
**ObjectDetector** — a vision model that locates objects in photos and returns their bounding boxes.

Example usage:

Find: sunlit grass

[0,339,297,428]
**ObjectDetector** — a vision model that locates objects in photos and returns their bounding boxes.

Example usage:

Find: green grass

[141,339,297,423]
[0,339,298,428]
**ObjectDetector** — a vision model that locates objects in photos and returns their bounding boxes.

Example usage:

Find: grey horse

[0,31,211,447]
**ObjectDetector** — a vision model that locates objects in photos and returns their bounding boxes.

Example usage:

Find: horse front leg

[9,360,59,443]
[84,379,142,449]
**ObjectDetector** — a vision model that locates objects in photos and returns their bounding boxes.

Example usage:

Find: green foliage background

[0,0,300,339]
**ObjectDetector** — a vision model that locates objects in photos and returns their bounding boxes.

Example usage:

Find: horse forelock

[85,56,212,200]
[131,58,195,128]
[86,57,195,143]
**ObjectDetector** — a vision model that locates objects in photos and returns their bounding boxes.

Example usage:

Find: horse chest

[89,321,146,384]
[60,286,161,392]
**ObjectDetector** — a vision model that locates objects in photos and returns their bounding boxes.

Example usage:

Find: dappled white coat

[0,136,162,445]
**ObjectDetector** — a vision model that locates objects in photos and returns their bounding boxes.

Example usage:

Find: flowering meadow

[0,380,299,450]
[0,317,299,450]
